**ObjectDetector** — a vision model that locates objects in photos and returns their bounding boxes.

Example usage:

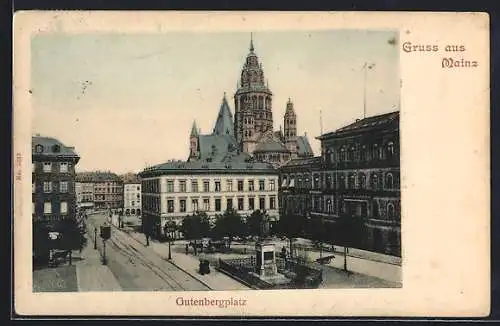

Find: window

[385,173,394,189]
[180,199,186,213]
[203,198,210,211]
[237,180,244,192]
[227,198,233,210]
[326,174,332,189]
[259,180,265,191]
[371,174,379,190]
[373,201,379,218]
[192,199,199,211]
[360,145,367,161]
[60,181,68,193]
[43,162,52,172]
[248,198,255,210]
[167,180,174,192]
[248,180,254,191]
[32,163,35,172]
[191,180,198,193]
[259,197,265,210]
[359,173,367,189]
[215,199,221,211]
[238,198,244,211]
[327,199,333,213]
[60,162,69,172]
[32,182,35,193]
[387,203,395,219]
[340,146,347,161]
[203,181,210,192]
[226,180,233,192]
[179,180,186,193]
[43,181,52,193]
[215,181,221,192]
[348,174,356,189]
[32,202,35,216]
[270,196,276,210]
[387,142,395,157]
[348,146,356,161]
[314,174,320,189]
[339,175,345,189]
[60,202,68,214]
[372,144,379,160]
[137,186,140,191]
[269,180,275,191]
[167,200,174,213]
[44,202,52,214]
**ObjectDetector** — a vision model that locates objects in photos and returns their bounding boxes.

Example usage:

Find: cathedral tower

[189,120,199,160]
[234,34,273,154]
[283,98,298,158]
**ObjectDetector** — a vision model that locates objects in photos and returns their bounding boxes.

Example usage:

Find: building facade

[120,173,142,216]
[75,179,95,214]
[139,160,279,239]
[32,135,80,230]
[76,172,123,211]
[279,111,401,256]
[187,35,313,167]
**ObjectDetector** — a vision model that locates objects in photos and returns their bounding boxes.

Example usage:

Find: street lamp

[362,62,376,119]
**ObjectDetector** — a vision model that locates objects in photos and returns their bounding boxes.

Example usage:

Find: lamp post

[94,226,97,250]
[362,62,375,119]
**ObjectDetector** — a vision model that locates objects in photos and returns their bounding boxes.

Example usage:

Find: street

[87,213,210,291]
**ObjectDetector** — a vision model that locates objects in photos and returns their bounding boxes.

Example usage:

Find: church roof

[198,134,238,161]
[254,138,290,153]
[297,135,314,156]
[212,94,234,137]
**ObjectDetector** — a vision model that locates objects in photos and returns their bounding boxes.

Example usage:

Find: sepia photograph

[30,29,401,292]
[13,11,489,317]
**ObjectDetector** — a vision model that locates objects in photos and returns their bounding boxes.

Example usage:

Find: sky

[31,30,400,174]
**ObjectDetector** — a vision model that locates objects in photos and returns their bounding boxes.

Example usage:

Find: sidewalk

[125,231,251,291]
[73,236,122,291]
[331,246,401,266]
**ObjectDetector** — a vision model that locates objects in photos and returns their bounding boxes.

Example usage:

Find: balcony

[321,157,399,170]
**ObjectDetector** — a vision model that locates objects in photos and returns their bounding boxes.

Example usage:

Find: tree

[180,211,211,240]
[56,217,88,265]
[33,221,51,267]
[212,208,245,245]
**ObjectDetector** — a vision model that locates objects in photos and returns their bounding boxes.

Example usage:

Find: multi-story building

[280,111,401,256]
[76,171,123,211]
[120,173,142,216]
[139,159,279,239]
[75,177,95,214]
[32,135,80,230]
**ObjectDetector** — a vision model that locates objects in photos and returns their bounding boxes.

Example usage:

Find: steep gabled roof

[32,136,79,158]
[297,135,314,157]
[213,94,234,137]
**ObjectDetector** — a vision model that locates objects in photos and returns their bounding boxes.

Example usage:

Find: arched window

[373,201,379,218]
[387,203,395,219]
[371,173,379,190]
[385,173,394,189]
[339,174,345,189]
[348,174,356,189]
[329,148,335,163]
[359,173,366,189]
[348,146,356,161]
[249,131,252,137]
[359,145,367,161]
[387,142,395,157]
[340,146,347,161]
[326,174,332,189]
[372,144,379,160]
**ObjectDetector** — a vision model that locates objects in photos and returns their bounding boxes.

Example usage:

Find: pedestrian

[145,233,150,247]
[185,243,189,255]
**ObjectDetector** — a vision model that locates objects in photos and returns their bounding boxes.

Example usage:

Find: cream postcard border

[13,11,490,317]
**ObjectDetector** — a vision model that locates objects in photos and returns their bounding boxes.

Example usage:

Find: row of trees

[178,208,273,244]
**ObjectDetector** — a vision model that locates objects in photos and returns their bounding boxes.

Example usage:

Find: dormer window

[52,144,61,153]
[35,144,44,153]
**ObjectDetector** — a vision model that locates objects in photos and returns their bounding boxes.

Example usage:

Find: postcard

[13,11,490,317]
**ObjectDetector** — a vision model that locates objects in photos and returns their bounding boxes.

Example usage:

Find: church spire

[190,120,199,137]
[250,32,254,52]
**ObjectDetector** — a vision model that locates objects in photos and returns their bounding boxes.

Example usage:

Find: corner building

[139,160,279,239]
[32,136,80,230]
[280,111,401,256]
